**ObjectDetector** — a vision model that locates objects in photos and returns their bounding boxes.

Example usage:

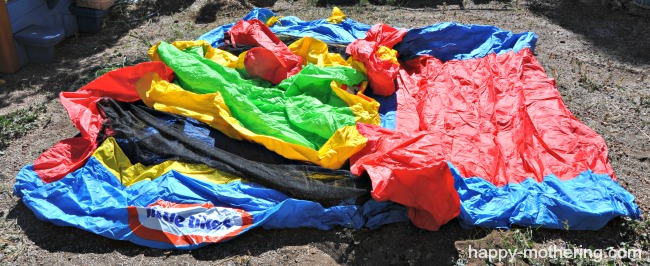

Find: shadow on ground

[313,0,475,8]
[0,0,198,110]
[196,0,267,23]
[528,0,650,66]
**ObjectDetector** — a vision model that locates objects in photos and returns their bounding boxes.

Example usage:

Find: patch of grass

[502,228,535,251]
[0,105,47,151]
[579,73,604,92]
[575,60,604,92]
[128,30,153,48]
[623,218,650,250]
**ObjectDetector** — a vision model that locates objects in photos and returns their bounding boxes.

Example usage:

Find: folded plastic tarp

[351,49,641,230]
[145,41,378,169]
[198,8,372,48]
[15,137,408,249]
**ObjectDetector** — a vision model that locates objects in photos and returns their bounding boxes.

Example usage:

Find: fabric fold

[351,48,639,230]
[33,62,175,183]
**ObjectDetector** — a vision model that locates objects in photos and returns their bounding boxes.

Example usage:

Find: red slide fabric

[350,123,460,231]
[227,19,303,84]
[33,62,175,183]
[346,24,407,96]
[351,48,615,230]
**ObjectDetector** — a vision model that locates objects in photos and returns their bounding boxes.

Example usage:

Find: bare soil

[0,0,649,265]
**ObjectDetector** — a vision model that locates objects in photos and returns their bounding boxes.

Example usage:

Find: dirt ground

[0,0,649,264]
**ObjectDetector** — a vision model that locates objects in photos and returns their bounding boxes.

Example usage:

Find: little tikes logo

[127,200,253,246]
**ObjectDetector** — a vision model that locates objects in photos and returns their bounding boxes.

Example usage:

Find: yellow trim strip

[93,137,241,187]
[149,40,239,69]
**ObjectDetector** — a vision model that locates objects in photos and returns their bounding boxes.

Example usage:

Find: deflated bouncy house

[14,7,641,249]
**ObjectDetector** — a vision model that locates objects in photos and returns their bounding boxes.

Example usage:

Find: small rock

[0,79,5,86]
[612,0,623,9]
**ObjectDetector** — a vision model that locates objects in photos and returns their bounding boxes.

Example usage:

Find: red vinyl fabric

[33,62,175,182]
[351,48,616,230]
[346,24,406,96]
[227,19,303,84]
[350,123,460,230]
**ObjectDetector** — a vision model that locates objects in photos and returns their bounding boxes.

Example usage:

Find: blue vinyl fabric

[452,163,641,230]
[197,8,538,131]
[393,22,538,62]
[198,8,537,63]
[14,159,407,249]
[197,8,371,48]
[364,90,397,130]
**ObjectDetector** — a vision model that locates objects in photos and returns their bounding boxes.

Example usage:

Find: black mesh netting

[97,98,371,206]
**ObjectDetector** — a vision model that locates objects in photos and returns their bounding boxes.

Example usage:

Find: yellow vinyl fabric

[93,137,241,187]
[149,40,240,69]
[326,7,346,24]
[266,16,280,26]
[286,37,379,124]
[136,71,374,169]
[376,46,400,65]
[288,37,349,67]
[141,38,381,169]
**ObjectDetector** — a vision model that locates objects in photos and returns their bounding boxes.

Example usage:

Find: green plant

[0,105,47,151]
[127,29,153,48]
[575,62,603,92]
[578,73,603,92]
[563,219,570,231]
